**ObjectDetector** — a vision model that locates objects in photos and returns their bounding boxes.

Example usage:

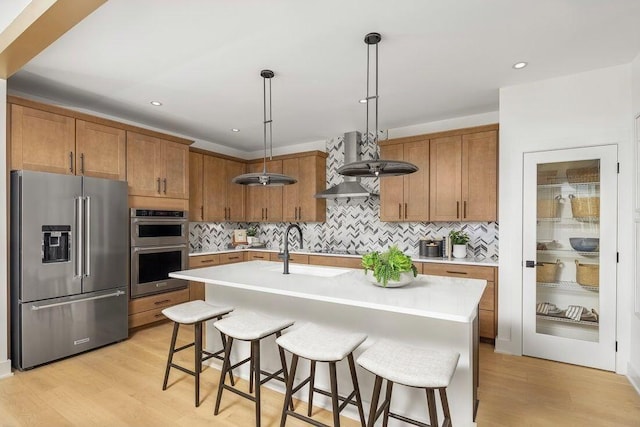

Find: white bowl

[364,271,414,288]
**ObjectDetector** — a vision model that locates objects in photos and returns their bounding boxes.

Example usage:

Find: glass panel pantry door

[522,145,617,371]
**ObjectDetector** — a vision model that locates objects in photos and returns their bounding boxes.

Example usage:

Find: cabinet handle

[463,201,467,219]
[201,205,204,220]
[294,207,298,220]
[80,153,85,174]
[154,299,171,305]
[163,178,167,194]
[261,208,264,220]
[157,178,161,193]
[456,201,460,219]
[254,255,265,259]
[227,207,231,220]
[398,203,402,219]
[404,203,408,219]
[200,259,215,263]
[228,256,240,260]
[154,313,164,318]
[225,207,229,220]
[265,207,268,220]
[446,270,468,275]
[69,152,74,173]
[298,206,302,220]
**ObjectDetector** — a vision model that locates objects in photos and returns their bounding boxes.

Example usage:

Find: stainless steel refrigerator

[11,170,129,370]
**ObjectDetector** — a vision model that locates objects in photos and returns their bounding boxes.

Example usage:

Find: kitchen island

[170,260,486,426]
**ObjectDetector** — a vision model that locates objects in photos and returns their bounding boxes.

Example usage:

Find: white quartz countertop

[170,260,486,323]
[189,248,498,267]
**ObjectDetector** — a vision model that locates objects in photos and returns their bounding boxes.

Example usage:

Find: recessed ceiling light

[359,99,367,104]
[512,62,528,70]
[231,128,240,132]
[150,101,163,106]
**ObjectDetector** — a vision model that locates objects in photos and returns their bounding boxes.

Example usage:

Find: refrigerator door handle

[75,196,83,278]
[85,196,91,277]
[30,290,126,311]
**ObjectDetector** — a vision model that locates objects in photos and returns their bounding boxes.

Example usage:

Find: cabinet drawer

[479,309,495,339]
[247,251,271,261]
[422,263,495,282]
[189,281,205,301]
[129,307,168,329]
[219,252,245,264]
[479,281,495,311]
[269,253,309,264]
[308,255,362,269]
[189,254,220,268]
[128,288,190,314]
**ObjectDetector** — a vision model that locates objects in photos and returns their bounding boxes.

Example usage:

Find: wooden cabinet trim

[380,124,499,146]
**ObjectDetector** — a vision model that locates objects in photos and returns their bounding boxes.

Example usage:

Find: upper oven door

[130,218,187,246]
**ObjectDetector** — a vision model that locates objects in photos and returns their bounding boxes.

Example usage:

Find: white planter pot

[452,244,467,259]
[365,271,415,288]
[247,236,257,245]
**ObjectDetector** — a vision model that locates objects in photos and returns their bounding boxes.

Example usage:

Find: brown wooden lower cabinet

[308,255,362,269]
[188,254,221,301]
[269,252,309,264]
[128,288,190,329]
[422,262,498,341]
[247,251,271,261]
[219,252,246,264]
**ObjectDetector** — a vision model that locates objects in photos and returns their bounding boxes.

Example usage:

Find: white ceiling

[8,0,640,153]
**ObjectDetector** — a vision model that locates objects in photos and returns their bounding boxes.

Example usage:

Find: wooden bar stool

[161,300,234,407]
[356,340,459,427]
[276,323,367,427]
[213,311,295,427]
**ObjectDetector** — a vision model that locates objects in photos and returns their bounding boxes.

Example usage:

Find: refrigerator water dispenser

[42,225,71,263]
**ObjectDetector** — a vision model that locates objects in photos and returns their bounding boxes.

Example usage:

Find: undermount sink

[265,264,350,277]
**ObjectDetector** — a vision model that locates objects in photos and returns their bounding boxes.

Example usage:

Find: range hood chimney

[314,131,377,199]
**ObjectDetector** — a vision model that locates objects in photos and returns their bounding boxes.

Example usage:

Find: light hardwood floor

[2,322,639,426]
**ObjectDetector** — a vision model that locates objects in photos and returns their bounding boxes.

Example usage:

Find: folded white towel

[566,305,584,321]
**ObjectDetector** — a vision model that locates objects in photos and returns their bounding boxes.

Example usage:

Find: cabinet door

[462,131,497,221]
[266,161,283,221]
[246,160,282,222]
[163,141,189,199]
[380,144,405,221]
[76,120,126,180]
[246,162,266,221]
[403,140,430,221]
[127,132,164,197]
[282,158,300,221]
[297,156,324,222]
[189,152,204,221]
[11,105,75,174]
[430,135,462,221]
[226,159,246,221]
[203,155,227,221]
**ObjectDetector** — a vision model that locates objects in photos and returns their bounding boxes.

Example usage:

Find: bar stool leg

[216,317,235,386]
[252,339,261,427]
[162,322,180,390]
[382,380,393,427]
[194,321,203,407]
[328,361,341,427]
[249,343,255,394]
[347,354,366,427]
[307,360,316,416]
[275,331,294,411]
[439,388,452,427]
[280,354,299,427]
[426,388,438,427]
[214,336,234,415]
[367,375,383,427]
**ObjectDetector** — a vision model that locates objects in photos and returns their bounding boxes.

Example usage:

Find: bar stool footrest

[388,411,432,427]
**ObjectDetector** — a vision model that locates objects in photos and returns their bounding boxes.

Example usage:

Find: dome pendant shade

[231,69,297,186]
[338,32,418,178]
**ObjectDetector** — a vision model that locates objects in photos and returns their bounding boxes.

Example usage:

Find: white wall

[629,55,640,393]
[0,78,11,378]
[497,65,634,375]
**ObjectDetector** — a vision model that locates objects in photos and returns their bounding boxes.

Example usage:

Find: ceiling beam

[0,0,106,79]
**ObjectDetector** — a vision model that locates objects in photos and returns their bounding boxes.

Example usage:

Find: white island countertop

[170,260,486,323]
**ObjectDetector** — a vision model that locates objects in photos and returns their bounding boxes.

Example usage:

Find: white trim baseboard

[628,361,640,396]
[0,359,13,379]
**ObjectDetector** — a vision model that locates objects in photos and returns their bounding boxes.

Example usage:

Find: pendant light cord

[263,74,268,174]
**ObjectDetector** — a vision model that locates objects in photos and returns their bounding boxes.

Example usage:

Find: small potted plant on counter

[449,230,470,259]
[246,226,259,245]
[361,245,418,288]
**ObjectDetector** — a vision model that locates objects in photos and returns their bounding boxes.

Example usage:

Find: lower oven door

[131,244,188,298]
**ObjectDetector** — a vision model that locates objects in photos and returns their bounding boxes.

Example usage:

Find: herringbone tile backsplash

[190,133,498,260]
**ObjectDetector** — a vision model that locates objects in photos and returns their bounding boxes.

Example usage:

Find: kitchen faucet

[281,224,303,274]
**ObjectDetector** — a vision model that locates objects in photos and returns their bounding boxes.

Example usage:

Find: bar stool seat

[276,323,367,427]
[357,340,459,427]
[214,311,294,427]
[161,300,234,407]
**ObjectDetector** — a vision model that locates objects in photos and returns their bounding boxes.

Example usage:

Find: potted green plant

[361,245,418,287]
[246,226,259,245]
[449,230,470,259]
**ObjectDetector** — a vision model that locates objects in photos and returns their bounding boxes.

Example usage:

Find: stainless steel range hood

[314,131,377,199]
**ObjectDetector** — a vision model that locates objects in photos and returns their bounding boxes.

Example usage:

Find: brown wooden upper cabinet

[282,154,326,222]
[429,130,497,222]
[246,160,283,222]
[379,139,430,221]
[202,154,245,222]
[189,151,205,221]
[10,104,126,180]
[126,131,189,199]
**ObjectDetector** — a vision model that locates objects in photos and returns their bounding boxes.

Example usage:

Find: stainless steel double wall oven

[130,209,188,298]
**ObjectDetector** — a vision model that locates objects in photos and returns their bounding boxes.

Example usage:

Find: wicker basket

[537,259,560,283]
[566,167,599,183]
[569,195,599,219]
[537,197,560,218]
[575,260,599,287]
[537,170,558,185]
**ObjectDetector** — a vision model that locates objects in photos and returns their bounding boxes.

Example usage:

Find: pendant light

[338,32,418,178]
[232,69,297,186]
